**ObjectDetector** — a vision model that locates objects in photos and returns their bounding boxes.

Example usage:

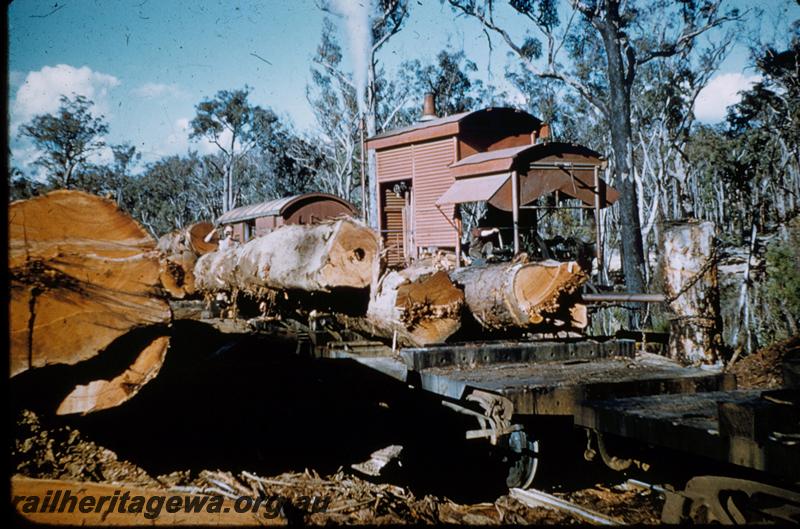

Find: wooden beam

[511,170,520,255]
[593,165,603,269]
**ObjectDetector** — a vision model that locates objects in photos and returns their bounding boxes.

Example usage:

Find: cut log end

[395,270,464,345]
[354,266,464,347]
[9,190,171,377]
[157,221,216,298]
[320,219,380,289]
[187,221,218,255]
[159,252,197,299]
[514,260,587,324]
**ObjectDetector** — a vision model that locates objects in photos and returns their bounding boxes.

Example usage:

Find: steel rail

[510,487,625,525]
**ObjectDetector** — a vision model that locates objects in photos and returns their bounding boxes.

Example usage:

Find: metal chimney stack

[419,93,437,121]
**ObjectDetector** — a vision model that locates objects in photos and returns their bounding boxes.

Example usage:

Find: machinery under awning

[441,142,619,210]
[437,141,619,261]
[435,172,510,206]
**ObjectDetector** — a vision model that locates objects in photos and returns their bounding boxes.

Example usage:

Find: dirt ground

[727,335,800,389]
[559,484,664,524]
[12,409,664,525]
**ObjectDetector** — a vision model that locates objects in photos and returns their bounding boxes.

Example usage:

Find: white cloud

[11,64,120,130]
[147,117,216,160]
[189,127,236,156]
[694,73,761,123]
[132,82,186,99]
[163,117,192,154]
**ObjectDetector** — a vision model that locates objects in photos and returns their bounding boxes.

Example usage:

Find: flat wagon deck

[318,336,798,490]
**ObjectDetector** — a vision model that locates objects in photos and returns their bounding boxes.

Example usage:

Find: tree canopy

[18,94,109,189]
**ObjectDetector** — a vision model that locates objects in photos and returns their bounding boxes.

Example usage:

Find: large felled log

[157,221,217,298]
[450,260,587,331]
[338,262,465,347]
[194,218,379,294]
[9,191,171,414]
[10,190,172,376]
[193,246,239,293]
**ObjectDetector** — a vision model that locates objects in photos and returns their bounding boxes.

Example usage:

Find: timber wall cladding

[376,145,413,184]
[413,137,456,250]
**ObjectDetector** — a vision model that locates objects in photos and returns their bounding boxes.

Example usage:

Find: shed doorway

[381,180,412,267]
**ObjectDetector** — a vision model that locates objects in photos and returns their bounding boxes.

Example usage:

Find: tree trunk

[9,191,172,414]
[194,218,380,294]
[157,221,217,298]
[661,220,722,365]
[450,260,587,330]
[366,59,379,228]
[595,12,646,296]
[337,263,464,347]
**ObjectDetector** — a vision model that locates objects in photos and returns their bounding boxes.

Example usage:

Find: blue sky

[9,0,799,175]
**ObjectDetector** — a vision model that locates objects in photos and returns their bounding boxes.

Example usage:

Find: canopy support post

[455,209,463,269]
[593,165,604,271]
[512,170,520,255]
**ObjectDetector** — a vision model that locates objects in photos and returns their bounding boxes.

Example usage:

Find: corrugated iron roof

[367,111,470,142]
[216,193,352,224]
[366,107,541,151]
[449,142,606,179]
[439,142,618,210]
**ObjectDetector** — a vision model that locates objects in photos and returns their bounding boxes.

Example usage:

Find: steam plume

[331,0,375,116]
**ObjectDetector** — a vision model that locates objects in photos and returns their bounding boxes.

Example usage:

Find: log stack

[9,190,172,414]
[191,222,588,342]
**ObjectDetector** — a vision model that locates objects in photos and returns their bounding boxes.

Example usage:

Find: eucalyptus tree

[317,0,410,227]
[18,94,109,189]
[190,87,280,212]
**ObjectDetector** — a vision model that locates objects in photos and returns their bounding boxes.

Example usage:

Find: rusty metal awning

[435,173,510,206]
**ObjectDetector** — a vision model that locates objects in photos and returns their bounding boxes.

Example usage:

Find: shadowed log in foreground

[9,190,171,414]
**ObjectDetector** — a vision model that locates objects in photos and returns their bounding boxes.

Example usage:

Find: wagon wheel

[502,429,540,489]
[443,391,540,489]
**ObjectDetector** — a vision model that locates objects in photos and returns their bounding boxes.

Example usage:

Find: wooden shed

[216,193,355,243]
[366,102,618,266]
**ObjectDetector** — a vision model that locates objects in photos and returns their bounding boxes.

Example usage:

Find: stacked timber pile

[9,190,172,415]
